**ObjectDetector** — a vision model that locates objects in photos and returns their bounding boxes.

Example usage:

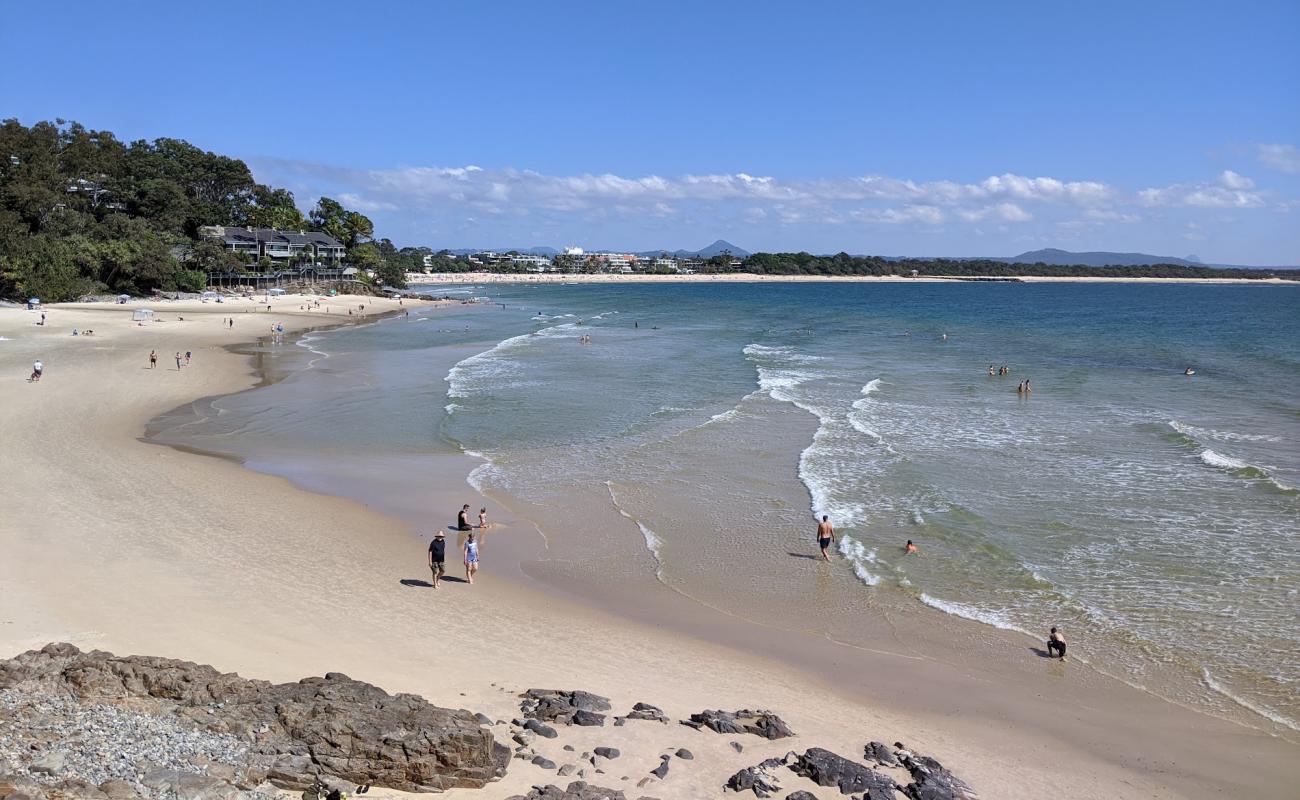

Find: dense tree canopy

[0,119,401,299]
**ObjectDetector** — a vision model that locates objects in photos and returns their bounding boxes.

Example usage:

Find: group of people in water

[988,364,1031,394]
[425,504,489,588]
[815,515,1066,660]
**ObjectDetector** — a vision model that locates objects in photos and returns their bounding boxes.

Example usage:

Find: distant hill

[1004,248,1205,268]
[635,240,751,259]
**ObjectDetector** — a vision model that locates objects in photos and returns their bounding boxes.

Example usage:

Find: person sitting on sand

[478,507,488,528]
[30,360,43,382]
[428,531,447,589]
[905,539,918,555]
[816,515,835,561]
[457,504,473,531]
[1048,627,1067,659]
[463,532,480,584]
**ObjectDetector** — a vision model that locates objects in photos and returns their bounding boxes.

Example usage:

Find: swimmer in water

[904,539,918,555]
[989,365,995,376]
[1184,367,1196,376]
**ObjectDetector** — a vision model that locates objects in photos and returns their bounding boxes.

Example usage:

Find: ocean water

[156,281,1300,735]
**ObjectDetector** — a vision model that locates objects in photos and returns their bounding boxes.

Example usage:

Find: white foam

[919,593,1034,637]
[606,482,664,579]
[1200,449,1249,470]
[838,536,882,586]
[445,321,578,398]
[861,378,883,395]
[444,402,460,414]
[1203,669,1299,731]
[1170,420,1281,444]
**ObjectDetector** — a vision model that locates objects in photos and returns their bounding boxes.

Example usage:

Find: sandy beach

[409,270,1299,286]
[2,294,1297,800]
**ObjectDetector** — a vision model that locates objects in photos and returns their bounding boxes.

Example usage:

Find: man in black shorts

[816,515,835,561]
[428,532,447,588]
[1048,627,1067,660]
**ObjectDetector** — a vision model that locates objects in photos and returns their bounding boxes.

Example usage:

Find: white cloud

[1218,170,1254,190]
[1256,143,1300,174]
[1139,174,1264,208]
[852,205,946,225]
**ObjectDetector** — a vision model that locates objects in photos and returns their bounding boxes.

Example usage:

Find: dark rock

[682,709,793,740]
[525,719,560,739]
[623,703,668,723]
[648,762,669,780]
[521,690,612,726]
[864,742,897,767]
[504,781,628,800]
[474,712,494,725]
[572,710,607,727]
[730,742,744,753]
[673,749,693,760]
[789,748,901,799]
[593,748,620,760]
[532,756,558,770]
[785,793,819,800]
[722,759,780,796]
[896,751,977,800]
[558,765,578,777]
[0,643,508,793]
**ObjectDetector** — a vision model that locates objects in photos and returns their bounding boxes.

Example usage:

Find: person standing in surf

[816,515,835,561]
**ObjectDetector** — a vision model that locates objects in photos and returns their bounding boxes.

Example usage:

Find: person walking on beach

[457,504,473,531]
[149,350,157,368]
[1047,627,1067,660]
[185,350,192,365]
[463,531,480,584]
[174,352,182,370]
[816,515,835,561]
[428,532,447,589]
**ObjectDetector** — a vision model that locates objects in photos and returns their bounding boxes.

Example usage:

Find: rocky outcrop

[896,750,978,800]
[520,690,611,727]
[724,756,788,797]
[863,742,897,767]
[788,748,900,799]
[682,710,793,740]
[618,703,668,724]
[505,781,626,800]
[0,644,507,795]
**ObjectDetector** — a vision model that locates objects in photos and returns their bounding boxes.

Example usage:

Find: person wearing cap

[428,532,447,588]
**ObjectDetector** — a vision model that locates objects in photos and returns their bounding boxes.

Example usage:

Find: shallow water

[153,282,1300,735]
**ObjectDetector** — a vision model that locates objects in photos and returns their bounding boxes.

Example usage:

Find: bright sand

[1,295,1296,799]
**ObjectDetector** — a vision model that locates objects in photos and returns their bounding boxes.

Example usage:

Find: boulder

[896,751,977,800]
[785,793,819,800]
[683,710,793,740]
[593,748,620,760]
[623,704,667,724]
[532,757,558,771]
[504,781,627,800]
[724,760,783,798]
[648,762,668,780]
[0,644,508,793]
[673,749,693,760]
[520,690,612,726]
[524,719,560,739]
[863,742,897,767]
[789,748,900,799]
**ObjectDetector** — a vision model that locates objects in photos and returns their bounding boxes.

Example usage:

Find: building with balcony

[199,226,346,268]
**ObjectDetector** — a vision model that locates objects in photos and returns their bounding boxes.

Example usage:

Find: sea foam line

[606,482,665,580]
[1202,669,1299,732]
[837,536,882,586]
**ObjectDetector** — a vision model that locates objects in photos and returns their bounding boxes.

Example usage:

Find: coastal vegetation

[0,119,411,301]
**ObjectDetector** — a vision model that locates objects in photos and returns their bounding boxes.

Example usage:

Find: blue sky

[3,1,1298,263]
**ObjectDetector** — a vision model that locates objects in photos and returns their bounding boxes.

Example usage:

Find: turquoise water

[160,281,1300,734]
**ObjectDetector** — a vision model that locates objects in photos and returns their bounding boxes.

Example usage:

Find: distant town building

[199,226,346,267]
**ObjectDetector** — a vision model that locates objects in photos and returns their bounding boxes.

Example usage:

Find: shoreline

[2,296,1297,798]
[409,270,1299,286]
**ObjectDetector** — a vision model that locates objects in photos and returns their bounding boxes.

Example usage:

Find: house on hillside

[199,226,346,268]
